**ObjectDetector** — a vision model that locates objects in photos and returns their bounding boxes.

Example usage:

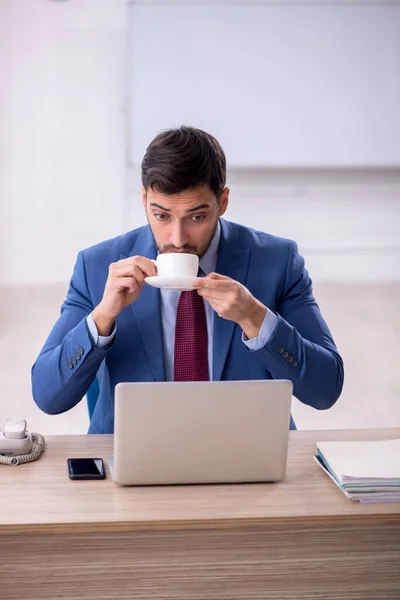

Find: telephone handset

[0,420,45,465]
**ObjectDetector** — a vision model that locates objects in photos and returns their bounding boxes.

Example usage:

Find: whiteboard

[128,4,400,168]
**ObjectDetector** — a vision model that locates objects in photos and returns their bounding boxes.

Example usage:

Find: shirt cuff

[242,309,278,351]
[86,313,116,348]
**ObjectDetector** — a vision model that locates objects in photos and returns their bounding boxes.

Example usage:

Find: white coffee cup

[153,253,199,278]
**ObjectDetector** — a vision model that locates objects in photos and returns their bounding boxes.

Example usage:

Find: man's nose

[169,223,189,249]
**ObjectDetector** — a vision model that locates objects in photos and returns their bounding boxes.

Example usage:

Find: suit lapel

[122,226,166,382]
[212,219,251,381]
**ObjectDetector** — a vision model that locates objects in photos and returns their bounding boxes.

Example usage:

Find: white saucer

[145,275,198,291]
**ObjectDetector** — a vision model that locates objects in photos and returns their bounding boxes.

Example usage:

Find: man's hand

[92,256,157,335]
[193,273,267,339]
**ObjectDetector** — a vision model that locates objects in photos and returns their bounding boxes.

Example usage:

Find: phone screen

[68,458,105,479]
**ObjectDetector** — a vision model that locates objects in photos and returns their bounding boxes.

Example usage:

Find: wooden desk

[1,429,400,599]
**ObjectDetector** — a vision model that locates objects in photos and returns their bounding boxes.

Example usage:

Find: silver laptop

[113,379,292,486]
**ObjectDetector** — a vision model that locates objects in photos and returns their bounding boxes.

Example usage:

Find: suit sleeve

[31,251,113,415]
[247,241,344,410]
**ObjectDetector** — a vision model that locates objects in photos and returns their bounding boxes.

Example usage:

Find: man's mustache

[161,245,198,253]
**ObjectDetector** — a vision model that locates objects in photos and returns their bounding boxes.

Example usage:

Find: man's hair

[141,126,226,201]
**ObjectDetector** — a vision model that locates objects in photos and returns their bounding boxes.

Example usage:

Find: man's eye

[155,214,170,221]
[191,215,205,222]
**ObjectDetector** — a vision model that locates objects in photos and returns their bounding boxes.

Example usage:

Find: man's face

[142,185,229,258]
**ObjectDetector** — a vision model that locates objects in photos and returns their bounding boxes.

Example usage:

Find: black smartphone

[67,458,106,480]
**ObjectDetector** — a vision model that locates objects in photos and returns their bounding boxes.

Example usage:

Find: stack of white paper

[315,438,400,503]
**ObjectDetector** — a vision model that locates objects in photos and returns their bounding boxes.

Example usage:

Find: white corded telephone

[0,420,45,465]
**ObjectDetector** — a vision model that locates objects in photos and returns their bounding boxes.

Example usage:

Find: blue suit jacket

[32,219,344,433]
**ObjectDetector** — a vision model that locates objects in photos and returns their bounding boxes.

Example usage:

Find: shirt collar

[199,220,221,275]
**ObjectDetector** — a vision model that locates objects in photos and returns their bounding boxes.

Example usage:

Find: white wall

[1,1,399,288]
[0,0,126,286]
[129,3,400,167]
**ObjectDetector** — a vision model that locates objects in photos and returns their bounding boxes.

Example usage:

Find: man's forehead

[147,186,216,209]
[147,186,216,206]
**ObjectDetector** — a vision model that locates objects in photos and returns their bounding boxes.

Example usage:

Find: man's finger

[202,297,228,319]
[111,264,146,285]
[193,277,232,290]
[205,272,230,281]
[113,256,157,277]
[196,287,228,301]
[113,275,143,294]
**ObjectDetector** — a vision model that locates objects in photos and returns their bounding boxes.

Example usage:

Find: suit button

[71,357,77,366]
[286,356,294,363]
[277,346,284,354]
[292,360,298,367]
[67,361,73,369]
[282,351,289,359]
[79,348,84,356]
[75,351,81,360]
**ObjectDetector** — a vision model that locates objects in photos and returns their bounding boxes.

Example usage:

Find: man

[32,126,344,433]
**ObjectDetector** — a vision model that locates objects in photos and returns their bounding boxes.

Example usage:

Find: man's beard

[149,217,219,260]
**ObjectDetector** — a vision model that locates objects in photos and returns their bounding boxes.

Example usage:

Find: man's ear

[218,187,230,217]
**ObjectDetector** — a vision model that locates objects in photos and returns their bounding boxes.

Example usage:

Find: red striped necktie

[173,289,209,381]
